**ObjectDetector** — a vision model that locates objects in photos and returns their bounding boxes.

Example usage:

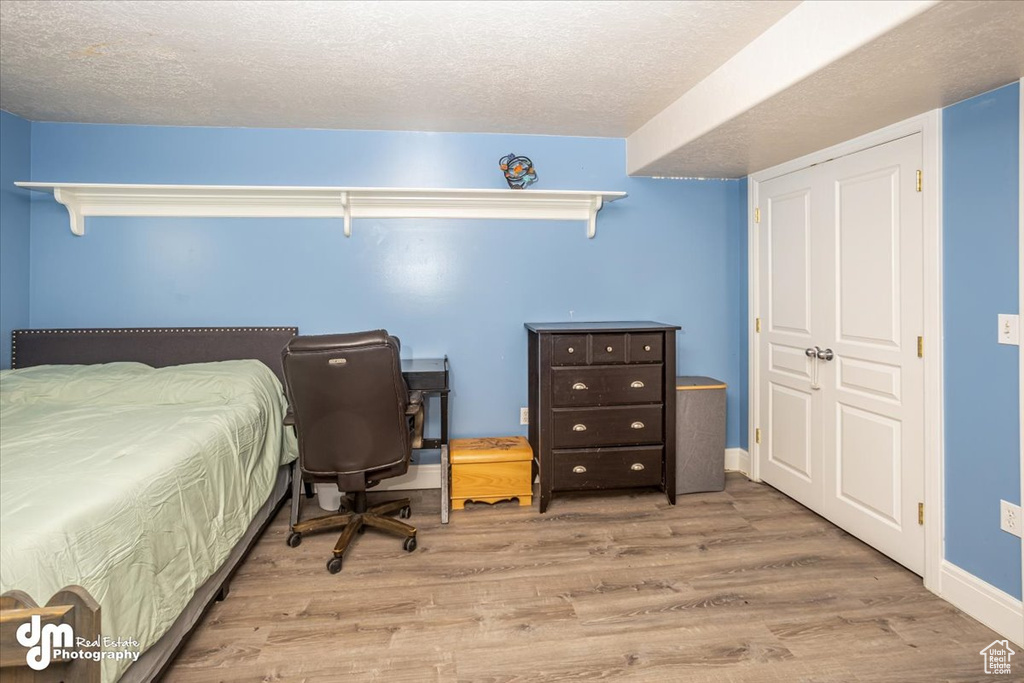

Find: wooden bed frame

[1,326,298,683]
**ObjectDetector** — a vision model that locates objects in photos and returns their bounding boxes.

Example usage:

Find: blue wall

[943,81,1021,598]
[0,111,31,370]
[26,123,749,454]
[11,88,1023,600]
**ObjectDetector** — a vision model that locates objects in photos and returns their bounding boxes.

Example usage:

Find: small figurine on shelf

[498,153,538,189]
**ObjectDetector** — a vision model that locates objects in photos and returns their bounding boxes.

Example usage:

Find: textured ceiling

[639,0,1024,178]
[0,0,797,136]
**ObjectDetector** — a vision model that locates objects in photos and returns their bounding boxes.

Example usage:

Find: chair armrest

[405,391,424,415]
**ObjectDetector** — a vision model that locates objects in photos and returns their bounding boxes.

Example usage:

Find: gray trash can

[676,376,727,494]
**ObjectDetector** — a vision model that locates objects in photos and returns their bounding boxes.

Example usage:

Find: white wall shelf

[15,182,627,238]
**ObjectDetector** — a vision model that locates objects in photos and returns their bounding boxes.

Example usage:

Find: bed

[0,327,298,683]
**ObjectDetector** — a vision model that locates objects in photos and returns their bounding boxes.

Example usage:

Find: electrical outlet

[520,407,529,425]
[997,314,1019,345]
[1000,500,1021,538]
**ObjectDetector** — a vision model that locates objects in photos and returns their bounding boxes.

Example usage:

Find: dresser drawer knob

[572,423,587,432]
[630,380,645,389]
[567,347,575,354]
[572,465,587,474]
[630,463,645,471]
[644,345,652,352]
[606,346,614,353]
[572,382,588,391]
[630,421,645,430]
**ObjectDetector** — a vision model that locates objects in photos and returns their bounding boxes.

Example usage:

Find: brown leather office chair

[282,330,424,573]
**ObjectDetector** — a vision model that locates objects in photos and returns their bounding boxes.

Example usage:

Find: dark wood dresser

[526,321,680,512]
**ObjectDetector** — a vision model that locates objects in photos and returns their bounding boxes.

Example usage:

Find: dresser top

[524,321,680,332]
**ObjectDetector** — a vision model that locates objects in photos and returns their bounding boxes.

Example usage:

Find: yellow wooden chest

[450,436,533,509]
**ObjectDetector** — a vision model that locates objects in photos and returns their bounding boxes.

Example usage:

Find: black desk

[402,357,451,523]
[289,358,452,524]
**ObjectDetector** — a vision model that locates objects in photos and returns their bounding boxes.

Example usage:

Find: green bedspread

[0,360,296,682]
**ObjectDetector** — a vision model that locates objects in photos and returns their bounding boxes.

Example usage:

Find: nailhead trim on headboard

[10,327,299,369]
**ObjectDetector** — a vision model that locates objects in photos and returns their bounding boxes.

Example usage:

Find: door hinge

[755,428,761,444]
[755,317,761,333]
[917,336,923,358]
[918,502,924,525]
[916,170,922,193]
[754,207,760,224]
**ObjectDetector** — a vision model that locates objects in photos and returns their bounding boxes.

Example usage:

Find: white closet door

[757,134,925,575]
[758,166,826,512]
[818,134,925,574]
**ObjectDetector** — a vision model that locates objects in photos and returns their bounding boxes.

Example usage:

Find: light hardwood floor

[165,474,1003,682]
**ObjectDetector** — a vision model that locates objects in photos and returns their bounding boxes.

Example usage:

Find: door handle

[816,348,834,361]
[806,346,821,391]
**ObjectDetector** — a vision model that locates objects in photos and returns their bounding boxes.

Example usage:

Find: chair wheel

[327,557,343,573]
[399,505,412,519]
[286,532,302,548]
[403,536,417,552]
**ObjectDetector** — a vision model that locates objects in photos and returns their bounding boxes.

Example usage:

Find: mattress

[0,360,297,683]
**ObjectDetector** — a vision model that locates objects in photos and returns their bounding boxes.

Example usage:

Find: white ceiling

[631,0,1024,178]
[2,1,1021,178]
[0,0,797,137]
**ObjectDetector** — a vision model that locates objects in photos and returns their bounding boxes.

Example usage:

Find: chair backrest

[283,330,411,478]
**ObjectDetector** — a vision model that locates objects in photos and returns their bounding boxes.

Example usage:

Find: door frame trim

[1018,76,1023,624]
[746,110,944,593]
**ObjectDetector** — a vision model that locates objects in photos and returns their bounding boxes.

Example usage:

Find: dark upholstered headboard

[10,327,298,384]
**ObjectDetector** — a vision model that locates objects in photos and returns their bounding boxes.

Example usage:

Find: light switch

[997,314,1019,345]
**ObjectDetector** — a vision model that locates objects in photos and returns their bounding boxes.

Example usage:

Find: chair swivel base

[287,497,416,573]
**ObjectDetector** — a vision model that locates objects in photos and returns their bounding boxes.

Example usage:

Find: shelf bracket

[53,187,85,236]
[587,195,604,239]
[339,191,351,237]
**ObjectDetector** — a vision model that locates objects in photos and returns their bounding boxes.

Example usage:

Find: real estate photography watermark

[15,614,140,671]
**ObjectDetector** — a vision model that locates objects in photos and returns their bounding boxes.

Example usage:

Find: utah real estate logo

[980,639,1016,675]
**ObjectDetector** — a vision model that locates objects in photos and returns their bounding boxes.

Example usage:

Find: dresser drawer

[551,334,588,365]
[552,446,663,491]
[551,365,663,407]
[628,333,664,363]
[552,405,663,448]
[591,334,626,364]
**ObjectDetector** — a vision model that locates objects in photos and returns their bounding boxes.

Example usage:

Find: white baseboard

[381,452,751,488]
[374,463,442,491]
[315,464,443,510]
[939,560,1023,647]
[366,452,750,492]
[725,448,751,477]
